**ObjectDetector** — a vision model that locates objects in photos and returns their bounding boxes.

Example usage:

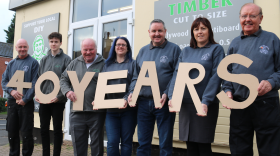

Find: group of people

[2,3,280,156]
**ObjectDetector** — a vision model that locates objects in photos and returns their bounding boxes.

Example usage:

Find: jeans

[137,98,176,156]
[39,103,65,156]
[105,109,137,156]
[6,99,34,156]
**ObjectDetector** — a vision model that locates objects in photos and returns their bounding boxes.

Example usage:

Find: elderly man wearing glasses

[222,3,280,156]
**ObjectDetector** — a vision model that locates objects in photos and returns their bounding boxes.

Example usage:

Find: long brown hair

[190,17,217,48]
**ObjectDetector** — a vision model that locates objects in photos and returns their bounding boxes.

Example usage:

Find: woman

[168,17,225,156]
[93,37,137,156]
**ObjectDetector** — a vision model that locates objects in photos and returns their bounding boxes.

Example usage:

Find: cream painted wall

[255,0,280,37]
[13,0,70,129]
[133,0,158,57]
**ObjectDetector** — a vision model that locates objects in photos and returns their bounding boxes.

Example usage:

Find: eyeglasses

[116,44,127,47]
[240,13,261,19]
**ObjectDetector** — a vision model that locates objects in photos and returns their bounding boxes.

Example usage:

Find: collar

[114,56,129,64]
[149,39,168,50]
[16,54,30,60]
[240,26,262,39]
[197,42,212,48]
[48,48,63,57]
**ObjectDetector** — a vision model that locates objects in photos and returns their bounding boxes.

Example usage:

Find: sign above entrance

[154,0,253,52]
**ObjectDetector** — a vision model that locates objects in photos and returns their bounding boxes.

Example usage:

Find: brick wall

[0,57,12,97]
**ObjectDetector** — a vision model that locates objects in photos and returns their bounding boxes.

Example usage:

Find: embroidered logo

[54,64,61,68]
[259,45,269,54]
[23,66,29,72]
[92,69,100,73]
[201,53,210,60]
[160,56,168,64]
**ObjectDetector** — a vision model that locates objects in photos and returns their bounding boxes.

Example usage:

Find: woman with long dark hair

[93,37,137,156]
[168,17,225,156]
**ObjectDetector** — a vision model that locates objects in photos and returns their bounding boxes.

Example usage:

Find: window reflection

[102,20,127,59]
[102,0,132,16]
[73,26,93,59]
[73,0,98,22]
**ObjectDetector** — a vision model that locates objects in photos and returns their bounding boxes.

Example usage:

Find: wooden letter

[6,70,32,99]
[129,61,161,108]
[169,63,205,115]
[217,54,258,109]
[94,70,128,109]
[67,71,95,111]
[35,71,60,104]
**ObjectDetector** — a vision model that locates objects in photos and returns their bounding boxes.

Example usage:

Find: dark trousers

[186,141,212,156]
[6,99,34,156]
[70,111,106,156]
[105,109,138,156]
[39,103,65,156]
[230,97,280,156]
[137,98,176,156]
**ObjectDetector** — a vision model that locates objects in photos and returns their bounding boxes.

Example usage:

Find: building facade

[11,0,280,155]
[0,42,13,98]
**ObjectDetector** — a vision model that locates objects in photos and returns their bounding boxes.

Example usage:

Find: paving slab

[0,141,108,156]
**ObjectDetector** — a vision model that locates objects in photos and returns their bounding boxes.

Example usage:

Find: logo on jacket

[259,45,269,54]
[160,56,168,63]
[201,53,210,60]
[23,66,29,72]
[92,69,100,73]
[55,64,61,68]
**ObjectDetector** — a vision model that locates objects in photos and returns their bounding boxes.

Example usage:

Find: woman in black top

[93,37,137,156]
[168,17,225,156]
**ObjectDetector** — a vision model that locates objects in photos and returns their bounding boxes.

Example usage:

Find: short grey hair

[80,38,97,50]
[240,3,263,16]
[149,19,166,30]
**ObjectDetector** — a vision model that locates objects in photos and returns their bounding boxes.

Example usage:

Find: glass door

[64,0,134,142]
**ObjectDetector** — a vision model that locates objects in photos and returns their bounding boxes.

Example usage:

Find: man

[60,38,106,156]
[222,3,280,156]
[2,39,39,156]
[35,32,71,156]
[128,19,181,156]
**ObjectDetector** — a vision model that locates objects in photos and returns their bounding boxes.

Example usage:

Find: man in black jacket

[35,32,71,156]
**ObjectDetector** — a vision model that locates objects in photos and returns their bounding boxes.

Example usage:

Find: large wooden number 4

[6,70,32,101]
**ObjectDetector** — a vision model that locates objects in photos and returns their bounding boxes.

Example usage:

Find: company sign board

[9,0,44,11]
[21,13,60,111]
[155,0,253,52]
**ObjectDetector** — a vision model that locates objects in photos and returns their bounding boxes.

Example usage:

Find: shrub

[0,97,7,112]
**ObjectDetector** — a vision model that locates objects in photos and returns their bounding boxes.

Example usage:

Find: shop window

[102,20,127,59]
[73,0,99,22]
[73,26,94,59]
[102,0,132,16]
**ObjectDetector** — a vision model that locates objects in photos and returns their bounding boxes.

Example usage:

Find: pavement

[0,113,108,156]
[0,140,108,156]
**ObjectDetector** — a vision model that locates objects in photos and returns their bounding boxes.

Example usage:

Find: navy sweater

[222,28,280,100]
[103,59,136,112]
[129,40,181,98]
[168,43,225,105]
[2,55,39,104]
